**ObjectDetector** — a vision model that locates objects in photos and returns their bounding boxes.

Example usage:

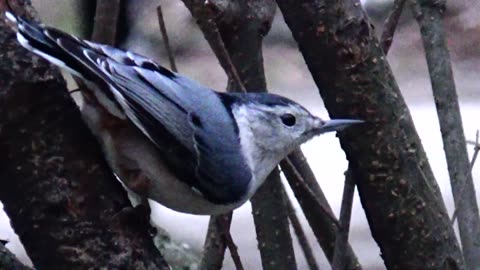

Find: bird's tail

[5,11,103,80]
[5,11,177,83]
[5,11,180,119]
[5,11,132,118]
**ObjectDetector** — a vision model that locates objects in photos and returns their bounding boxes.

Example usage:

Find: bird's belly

[81,101,242,215]
[115,130,243,215]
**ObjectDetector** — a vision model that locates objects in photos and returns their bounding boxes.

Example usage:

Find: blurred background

[1,0,479,269]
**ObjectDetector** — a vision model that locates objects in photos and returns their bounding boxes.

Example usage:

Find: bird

[5,12,363,215]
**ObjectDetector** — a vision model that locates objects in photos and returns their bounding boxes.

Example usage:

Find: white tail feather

[5,11,17,23]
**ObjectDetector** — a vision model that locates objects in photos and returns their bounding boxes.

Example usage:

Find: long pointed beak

[316,119,364,134]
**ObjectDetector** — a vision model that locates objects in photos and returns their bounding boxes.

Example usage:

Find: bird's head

[226,93,362,176]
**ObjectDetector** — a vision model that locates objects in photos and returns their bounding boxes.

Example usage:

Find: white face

[237,103,323,153]
[231,102,325,184]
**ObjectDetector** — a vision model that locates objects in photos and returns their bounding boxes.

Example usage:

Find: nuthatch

[6,12,362,215]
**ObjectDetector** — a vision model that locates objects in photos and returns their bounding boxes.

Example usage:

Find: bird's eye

[280,113,296,127]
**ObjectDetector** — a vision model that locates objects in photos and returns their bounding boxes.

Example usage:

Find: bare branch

[451,130,480,224]
[411,0,480,267]
[199,4,247,93]
[250,171,297,270]
[470,131,480,169]
[280,154,362,269]
[181,0,272,93]
[467,136,480,146]
[332,169,356,270]
[200,213,236,270]
[156,5,177,72]
[282,187,318,270]
[380,0,407,54]
[91,0,122,44]
[281,157,340,228]
[222,219,244,270]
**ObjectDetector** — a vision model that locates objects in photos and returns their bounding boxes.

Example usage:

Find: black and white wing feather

[9,13,252,204]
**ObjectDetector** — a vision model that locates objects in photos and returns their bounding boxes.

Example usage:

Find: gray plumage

[7,12,362,214]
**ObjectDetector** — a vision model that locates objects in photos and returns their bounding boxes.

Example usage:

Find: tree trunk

[275,0,465,269]
[0,1,168,268]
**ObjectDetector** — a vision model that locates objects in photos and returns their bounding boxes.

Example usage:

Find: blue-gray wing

[99,60,253,203]
[12,15,252,204]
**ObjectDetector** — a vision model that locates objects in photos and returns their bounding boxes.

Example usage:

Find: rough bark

[380,0,407,54]
[0,1,168,269]
[275,0,465,269]
[249,170,296,269]
[91,0,122,44]
[199,213,232,270]
[411,0,480,268]
[180,1,297,269]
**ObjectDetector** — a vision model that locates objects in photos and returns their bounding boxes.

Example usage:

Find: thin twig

[200,2,247,93]
[200,213,244,270]
[380,0,407,54]
[281,157,340,228]
[451,130,480,224]
[199,212,244,270]
[220,218,244,270]
[207,23,247,93]
[199,214,230,270]
[467,139,479,145]
[156,5,177,72]
[281,153,361,269]
[469,130,480,170]
[282,187,319,270]
[200,212,245,270]
[287,150,328,198]
[332,168,356,270]
[91,0,121,45]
